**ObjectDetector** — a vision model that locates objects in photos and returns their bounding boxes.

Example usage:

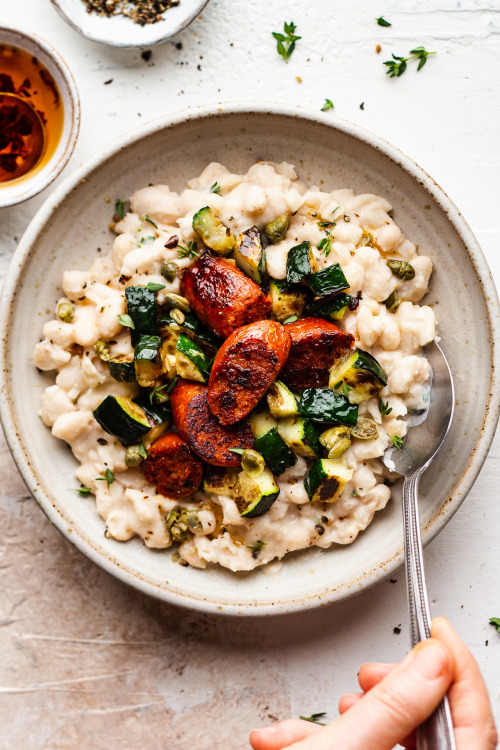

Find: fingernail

[409,639,449,679]
[253,726,277,737]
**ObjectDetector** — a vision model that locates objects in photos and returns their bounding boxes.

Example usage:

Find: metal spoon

[383,340,455,750]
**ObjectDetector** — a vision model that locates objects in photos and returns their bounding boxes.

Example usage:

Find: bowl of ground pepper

[0,25,80,207]
[50,0,211,48]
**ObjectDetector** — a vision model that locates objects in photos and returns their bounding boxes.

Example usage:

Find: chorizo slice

[142,433,203,499]
[280,317,354,388]
[181,254,272,338]
[208,320,291,425]
[170,379,206,441]
[185,391,254,466]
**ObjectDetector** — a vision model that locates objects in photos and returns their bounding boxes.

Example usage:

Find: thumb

[286,638,453,750]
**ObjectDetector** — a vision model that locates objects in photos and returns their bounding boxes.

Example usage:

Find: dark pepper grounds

[82,0,181,25]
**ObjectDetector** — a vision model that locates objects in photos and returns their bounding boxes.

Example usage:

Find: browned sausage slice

[185,391,254,466]
[208,320,291,425]
[170,379,206,441]
[181,254,272,338]
[142,433,203,499]
[280,317,354,388]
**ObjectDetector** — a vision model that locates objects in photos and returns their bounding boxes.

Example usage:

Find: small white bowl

[0,25,80,208]
[50,0,210,48]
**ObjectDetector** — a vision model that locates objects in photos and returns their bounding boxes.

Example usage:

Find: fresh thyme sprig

[384,46,436,77]
[177,240,199,260]
[210,182,222,194]
[299,713,327,725]
[489,617,500,634]
[389,435,404,450]
[272,21,301,60]
[96,468,115,488]
[321,99,334,111]
[379,398,393,416]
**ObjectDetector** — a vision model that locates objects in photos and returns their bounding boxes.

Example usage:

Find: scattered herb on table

[390,435,404,450]
[272,21,301,60]
[321,98,334,111]
[96,468,115,488]
[384,46,436,77]
[118,313,135,329]
[299,713,327,725]
[177,240,199,260]
[376,16,391,27]
[379,398,393,416]
[489,618,500,634]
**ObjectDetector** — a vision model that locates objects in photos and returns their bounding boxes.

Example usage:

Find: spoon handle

[402,473,456,750]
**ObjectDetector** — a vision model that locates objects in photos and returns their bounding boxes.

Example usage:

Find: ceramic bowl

[50,0,210,48]
[1,104,499,615]
[0,25,80,208]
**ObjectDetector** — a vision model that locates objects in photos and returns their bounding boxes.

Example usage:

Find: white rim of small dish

[1,102,499,615]
[50,0,211,48]
[0,25,80,207]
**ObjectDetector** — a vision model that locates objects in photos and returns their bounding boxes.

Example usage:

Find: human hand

[249,617,497,750]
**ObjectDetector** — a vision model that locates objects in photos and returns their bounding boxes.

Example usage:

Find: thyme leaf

[299,713,327,725]
[379,398,393,416]
[143,214,157,228]
[383,46,436,77]
[77,486,92,495]
[177,240,199,260]
[389,435,404,450]
[376,16,391,27]
[210,182,222,194]
[118,313,135,329]
[115,199,126,220]
[489,618,500,634]
[321,98,334,111]
[96,468,115,488]
[146,282,166,292]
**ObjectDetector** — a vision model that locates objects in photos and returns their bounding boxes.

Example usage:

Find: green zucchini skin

[203,466,239,494]
[159,310,221,353]
[266,380,299,418]
[175,333,212,381]
[306,293,351,321]
[233,226,266,284]
[134,334,162,387]
[108,355,137,383]
[305,263,349,297]
[93,395,152,446]
[269,278,308,322]
[136,400,172,426]
[125,286,159,343]
[329,349,388,404]
[286,242,317,284]
[254,427,297,476]
[304,458,353,502]
[299,388,358,425]
[234,468,280,518]
[192,206,236,256]
[277,415,321,459]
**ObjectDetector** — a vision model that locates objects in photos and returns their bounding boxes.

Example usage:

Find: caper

[161,260,178,282]
[94,340,111,361]
[125,444,146,467]
[170,308,185,325]
[57,301,74,323]
[350,418,379,440]
[386,259,415,281]
[357,231,374,248]
[264,214,290,244]
[382,290,401,313]
[162,292,191,314]
[241,449,265,478]
[166,509,199,542]
[319,426,351,458]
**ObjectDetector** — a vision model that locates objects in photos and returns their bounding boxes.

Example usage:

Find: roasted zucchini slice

[134,334,162,387]
[233,226,266,284]
[203,466,239,495]
[108,355,137,383]
[277,415,321,459]
[253,428,297,476]
[306,263,349,297]
[304,459,353,503]
[159,310,221,354]
[266,380,299,418]
[175,333,212,383]
[93,395,152,446]
[233,467,280,518]
[264,214,290,244]
[306,293,351,321]
[329,349,388,404]
[286,241,318,284]
[125,286,159,343]
[249,409,279,439]
[269,278,308,322]
[192,206,236,256]
[299,388,358,425]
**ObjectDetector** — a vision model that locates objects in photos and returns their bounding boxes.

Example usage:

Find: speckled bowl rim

[50,0,211,48]
[1,102,499,616]
[0,24,80,207]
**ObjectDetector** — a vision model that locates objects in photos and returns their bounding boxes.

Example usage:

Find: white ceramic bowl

[50,0,210,48]
[0,25,80,207]
[1,104,499,615]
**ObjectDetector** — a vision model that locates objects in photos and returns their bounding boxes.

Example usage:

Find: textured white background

[1,1,500,748]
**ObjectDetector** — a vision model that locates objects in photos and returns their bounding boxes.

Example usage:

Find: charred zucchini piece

[264,214,290,244]
[299,388,358,425]
[269,278,308,323]
[175,333,211,383]
[93,396,152,446]
[329,349,388,404]
[233,467,280,518]
[277,415,321,459]
[233,226,266,284]
[253,428,297,476]
[136,399,172,427]
[286,241,318,284]
[159,309,221,353]
[304,459,353,503]
[108,355,137,383]
[134,334,162,387]
[306,292,351,321]
[192,206,236,256]
[249,409,279,439]
[306,263,349,297]
[125,286,159,344]
[203,466,239,495]
[266,380,299,418]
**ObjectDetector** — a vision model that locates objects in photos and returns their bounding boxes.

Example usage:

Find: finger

[358,662,396,692]
[282,638,453,750]
[338,692,363,714]
[431,617,498,750]
[249,719,321,750]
